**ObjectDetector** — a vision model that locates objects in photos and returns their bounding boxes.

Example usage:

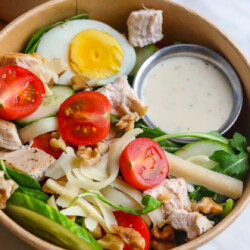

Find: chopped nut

[42,176,68,194]
[156,189,171,203]
[112,224,145,250]
[116,113,138,131]
[192,197,223,214]
[77,146,101,166]
[66,215,76,222]
[150,225,176,250]
[71,75,91,91]
[96,142,109,155]
[97,234,124,250]
[0,170,18,209]
[90,224,102,239]
[50,132,67,152]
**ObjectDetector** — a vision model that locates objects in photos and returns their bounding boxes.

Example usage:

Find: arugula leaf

[135,122,181,153]
[189,185,217,202]
[154,131,229,145]
[110,115,119,123]
[70,192,162,215]
[0,160,41,190]
[25,13,89,53]
[17,187,49,203]
[210,133,249,180]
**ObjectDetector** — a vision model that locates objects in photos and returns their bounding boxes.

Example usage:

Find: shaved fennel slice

[73,169,92,182]
[60,205,87,217]
[85,217,98,232]
[46,179,109,232]
[62,129,143,191]
[111,178,165,227]
[19,117,58,143]
[91,190,117,233]
[101,185,151,227]
[47,195,58,210]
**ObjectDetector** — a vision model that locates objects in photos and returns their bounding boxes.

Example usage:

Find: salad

[0,9,249,250]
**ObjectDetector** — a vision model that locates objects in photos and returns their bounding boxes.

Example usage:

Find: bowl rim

[0,0,249,250]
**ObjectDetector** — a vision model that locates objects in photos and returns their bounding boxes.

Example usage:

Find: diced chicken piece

[168,209,214,240]
[0,119,22,150]
[0,170,18,209]
[0,52,67,95]
[144,178,191,217]
[127,9,163,47]
[0,147,55,180]
[97,76,148,118]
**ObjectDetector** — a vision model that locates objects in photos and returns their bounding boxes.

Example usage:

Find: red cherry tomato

[114,211,150,250]
[0,65,45,120]
[58,91,110,145]
[32,132,76,159]
[119,138,168,190]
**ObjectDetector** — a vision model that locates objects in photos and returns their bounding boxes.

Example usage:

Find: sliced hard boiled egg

[36,20,136,86]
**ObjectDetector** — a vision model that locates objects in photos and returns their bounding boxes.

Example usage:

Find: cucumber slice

[6,192,101,250]
[16,85,74,126]
[175,139,233,169]
[129,44,156,77]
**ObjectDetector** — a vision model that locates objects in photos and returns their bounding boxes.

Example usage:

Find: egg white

[36,19,136,85]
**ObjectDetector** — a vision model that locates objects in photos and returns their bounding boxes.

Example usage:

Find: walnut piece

[71,75,91,91]
[42,176,68,194]
[50,132,67,152]
[90,224,102,239]
[150,225,176,250]
[192,197,223,214]
[116,113,138,131]
[111,224,145,250]
[0,170,18,209]
[77,146,102,166]
[97,234,125,250]
[96,142,109,155]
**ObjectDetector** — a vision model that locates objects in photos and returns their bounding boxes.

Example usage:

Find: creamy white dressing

[142,56,233,133]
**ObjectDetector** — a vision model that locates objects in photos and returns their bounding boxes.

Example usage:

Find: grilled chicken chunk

[127,9,163,47]
[168,209,214,240]
[0,147,55,180]
[0,119,22,150]
[97,75,148,118]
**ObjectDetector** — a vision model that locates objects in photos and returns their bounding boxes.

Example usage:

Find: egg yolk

[68,29,123,80]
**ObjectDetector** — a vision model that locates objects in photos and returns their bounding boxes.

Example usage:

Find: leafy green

[189,186,217,202]
[110,115,119,123]
[154,131,229,145]
[0,160,41,190]
[25,13,89,53]
[70,193,162,215]
[220,199,234,218]
[7,192,101,250]
[135,122,181,153]
[210,133,249,180]
[17,187,49,203]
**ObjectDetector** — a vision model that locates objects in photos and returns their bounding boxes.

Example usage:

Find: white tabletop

[1,0,249,249]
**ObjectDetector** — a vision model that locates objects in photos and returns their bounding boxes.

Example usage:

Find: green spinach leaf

[17,186,49,203]
[0,160,41,190]
[135,122,181,153]
[70,192,162,215]
[25,13,89,53]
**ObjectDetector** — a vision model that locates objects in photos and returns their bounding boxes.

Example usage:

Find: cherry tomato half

[0,65,45,120]
[114,211,150,250]
[119,138,169,190]
[58,91,110,145]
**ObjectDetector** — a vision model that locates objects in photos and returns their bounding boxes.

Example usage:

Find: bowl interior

[0,0,249,249]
